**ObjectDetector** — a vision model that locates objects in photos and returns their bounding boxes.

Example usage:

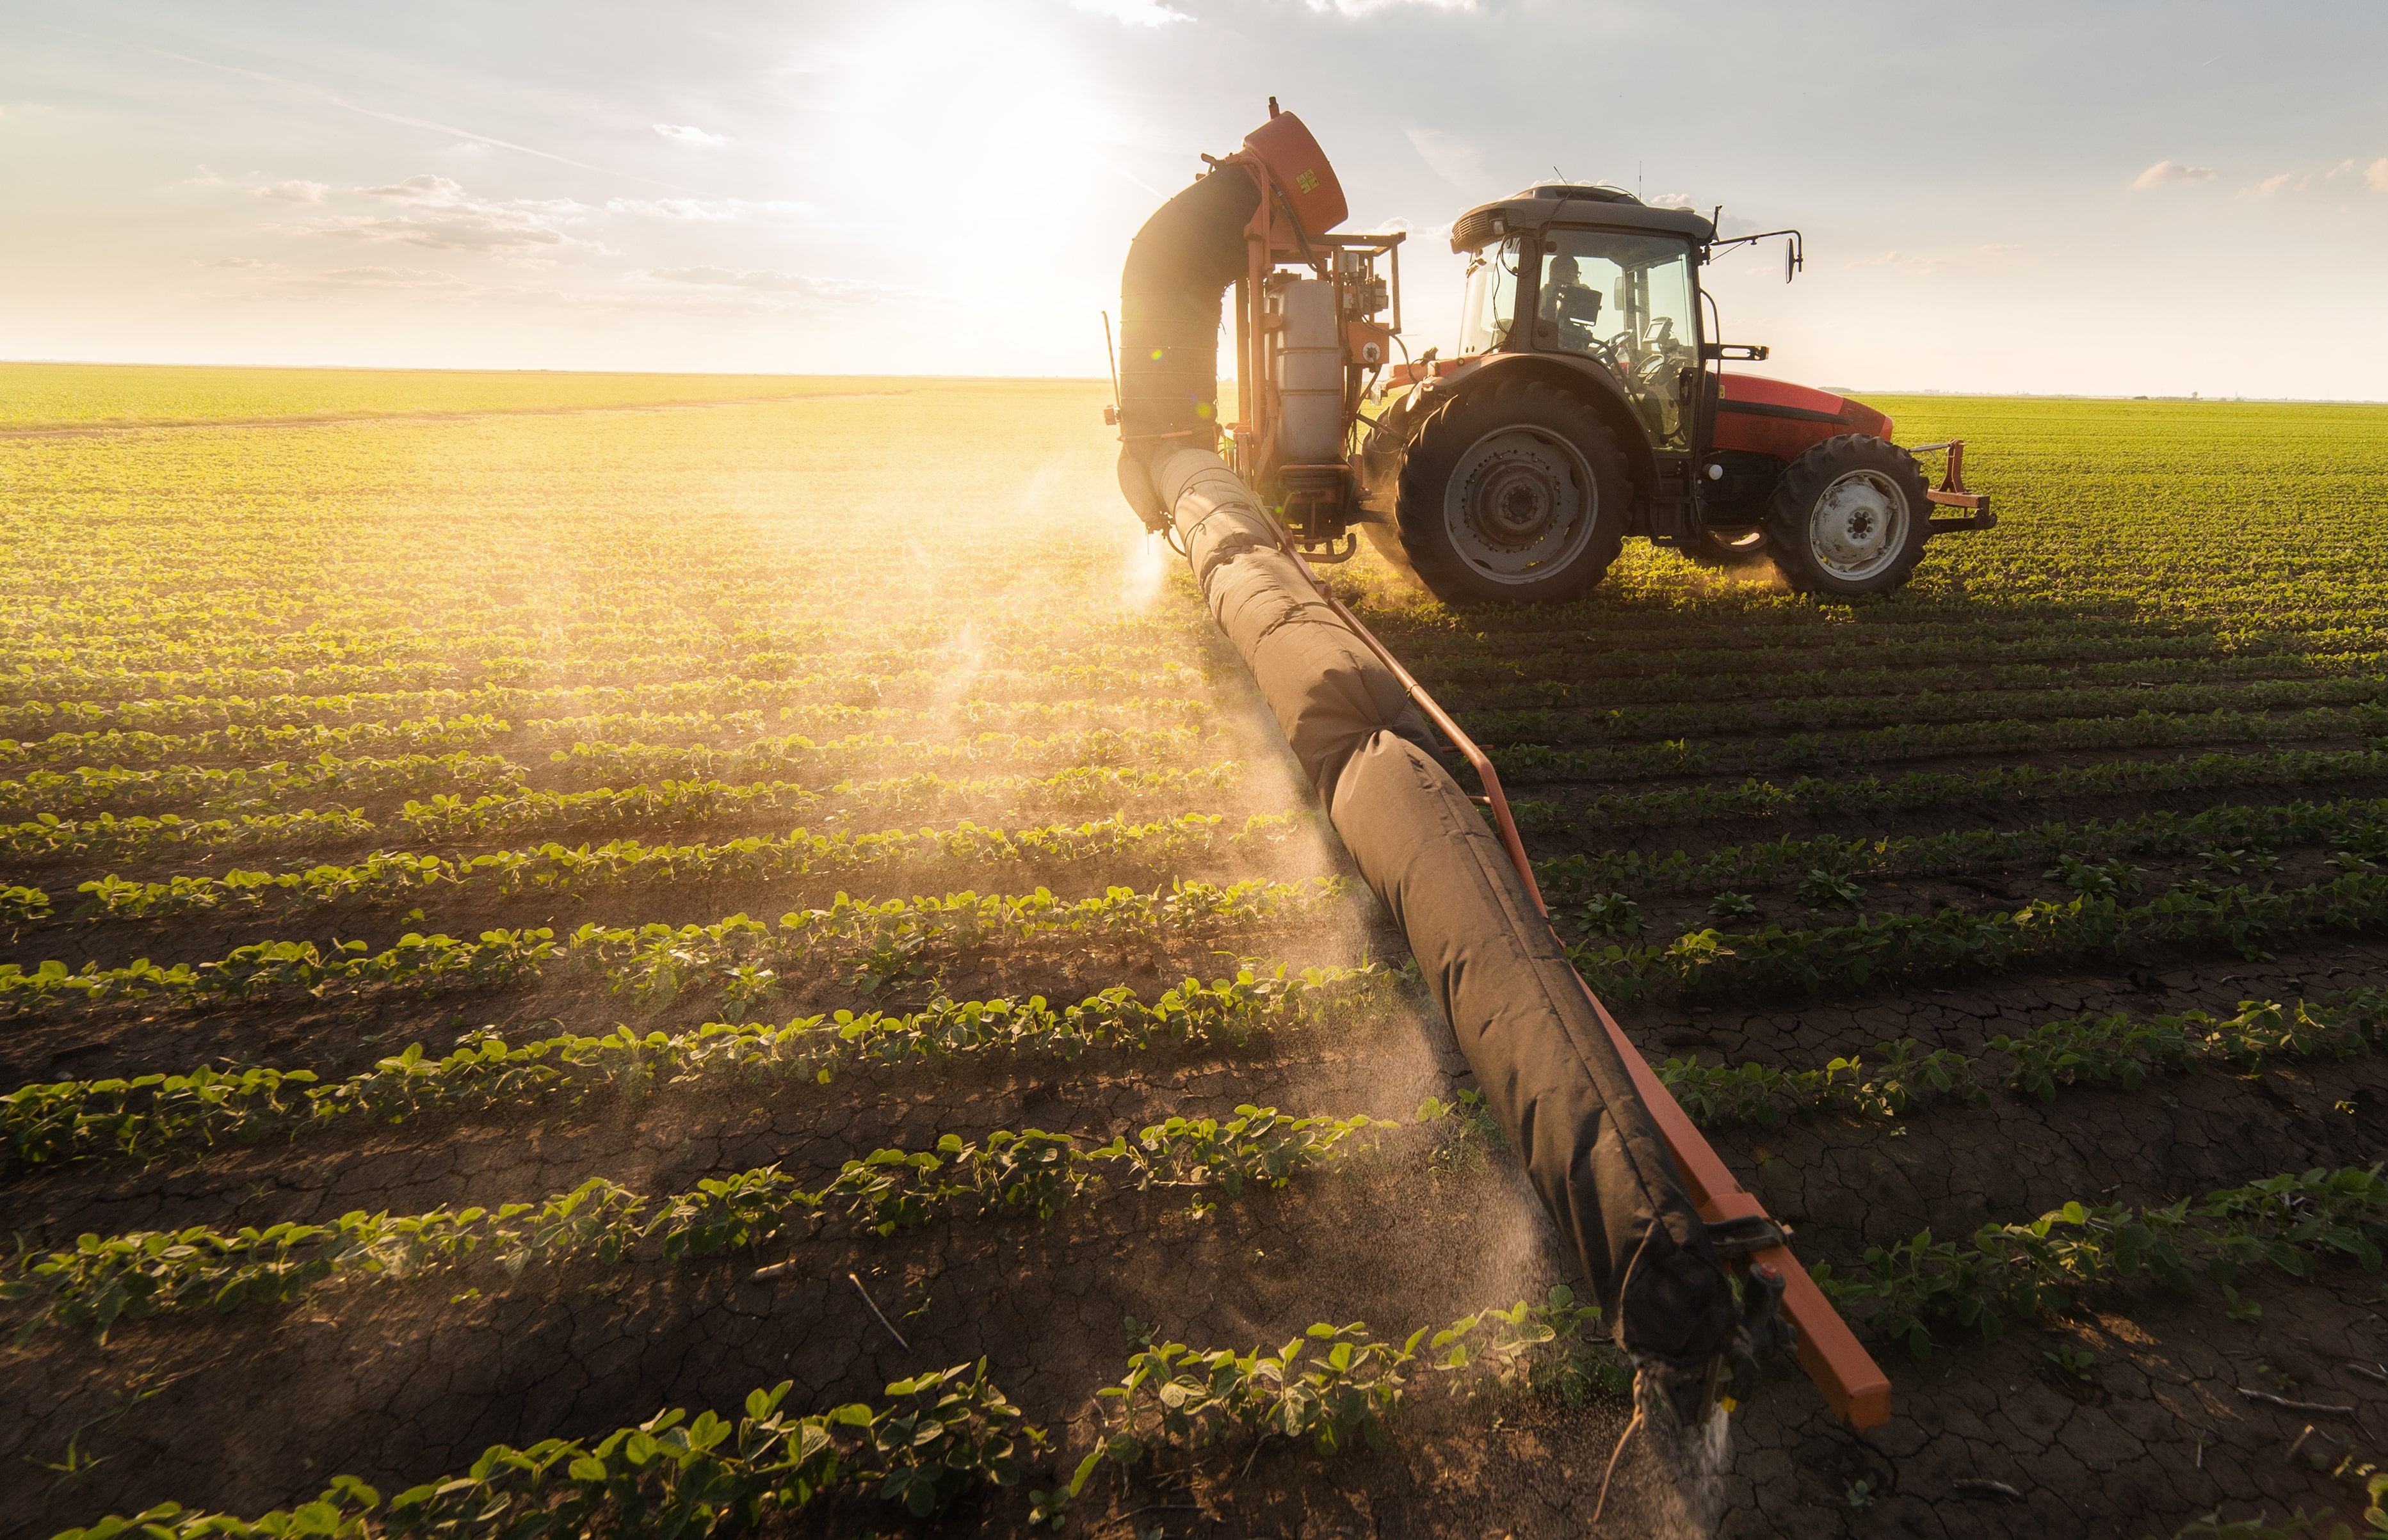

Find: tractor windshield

[1534,229,1699,449]
[1457,236,1524,355]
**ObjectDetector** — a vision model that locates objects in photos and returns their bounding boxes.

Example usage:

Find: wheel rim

[1442,426,1600,585]
[1807,469,1910,581]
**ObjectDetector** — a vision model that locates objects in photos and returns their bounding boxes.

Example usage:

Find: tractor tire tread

[1391,378,1628,606]
[1764,433,1932,599]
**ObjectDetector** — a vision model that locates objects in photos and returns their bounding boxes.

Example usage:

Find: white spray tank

[1270,277,1343,464]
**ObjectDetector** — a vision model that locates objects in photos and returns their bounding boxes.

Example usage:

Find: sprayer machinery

[1112,102,1991,602]
[1115,106,1912,1452]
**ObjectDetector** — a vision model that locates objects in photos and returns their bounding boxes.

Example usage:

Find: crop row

[1657,991,2387,1129]
[392,761,1243,842]
[0,693,1214,785]
[0,713,512,772]
[51,1284,1611,1539]
[0,963,1396,1172]
[539,723,1222,792]
[1537,794,2388,902]
[1371,603,2383,663]
[4,759,1251,864]
[1489,702,2388,785]
[0,637,1209,733]
[4,1103,1390,1342]
[0,725,1223,821]
[0,751,524,817]
[1524,746,2388,837]
[58,810,1309,925]
[1817,1165,2388,1358]
[0,607,1196,673]
[0,878,1356,1018]
[1570,869,2388,1002]
[0,763,1242,872]
[1411,637,2388,703]
[0,653,1206,713]
[1479,673,2388,749]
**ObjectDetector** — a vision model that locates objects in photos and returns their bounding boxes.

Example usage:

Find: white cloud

[604,196,807,221]
[1404,126,1488,189]
[198,255,273,268]
[255,180,330,203]
[184,165,225,187]
[306,264,473,289]
[359,173,468,202]
[280,173,597,255]
[1851,250,1948,275]
[1070,0,1191,23]
[645,266,896,300]
[2236,158,2386,197]
[2131,159,2216,190]
[1978,242,2023,255]
[1307,0,1472,12]
[652,123,727,145]
[1649,193,1694,210]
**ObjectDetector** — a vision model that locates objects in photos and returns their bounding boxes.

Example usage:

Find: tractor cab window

[1533,229,1698,449]
[1457,236,1523,355]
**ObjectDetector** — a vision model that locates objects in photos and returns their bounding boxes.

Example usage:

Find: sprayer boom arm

[1309,567,1892,1430]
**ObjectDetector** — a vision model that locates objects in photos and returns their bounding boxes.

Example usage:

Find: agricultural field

[1,365,2384,1539]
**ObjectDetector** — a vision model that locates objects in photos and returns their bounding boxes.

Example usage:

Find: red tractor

[1113,107,1992,602]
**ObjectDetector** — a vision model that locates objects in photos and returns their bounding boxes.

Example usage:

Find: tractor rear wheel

[1764,435,1931,598]
[1392,378,1627,604]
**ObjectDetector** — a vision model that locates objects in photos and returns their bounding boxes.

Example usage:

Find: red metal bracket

[1908,438,1992,518]
[1305,566,1894,1430]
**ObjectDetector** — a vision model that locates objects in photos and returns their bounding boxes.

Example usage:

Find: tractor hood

[1715,373,1893,451]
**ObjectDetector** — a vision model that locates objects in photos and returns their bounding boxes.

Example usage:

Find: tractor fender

[1416,352,1659,499]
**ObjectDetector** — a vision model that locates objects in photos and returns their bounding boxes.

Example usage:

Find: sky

[2,0,2385,398]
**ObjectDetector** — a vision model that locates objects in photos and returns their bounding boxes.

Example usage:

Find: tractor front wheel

[1764,435,1931,598]
[1391,378,1627,604]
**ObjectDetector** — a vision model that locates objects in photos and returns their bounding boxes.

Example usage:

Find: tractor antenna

[1638,160,1644,199]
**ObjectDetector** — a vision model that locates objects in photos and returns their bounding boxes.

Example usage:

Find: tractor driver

[1538,254,1606,352]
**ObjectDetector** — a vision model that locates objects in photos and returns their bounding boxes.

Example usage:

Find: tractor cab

[1455,189,1708,454]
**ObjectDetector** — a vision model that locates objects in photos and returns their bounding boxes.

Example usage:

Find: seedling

[1795,869,1865,909]
[1708,890,1759,920]
[2046,853,2140,898]
[2043,1343,2098,1382]
[1577,892,1643,937]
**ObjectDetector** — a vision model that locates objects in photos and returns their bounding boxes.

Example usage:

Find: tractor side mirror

[1702,342,1770,362]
